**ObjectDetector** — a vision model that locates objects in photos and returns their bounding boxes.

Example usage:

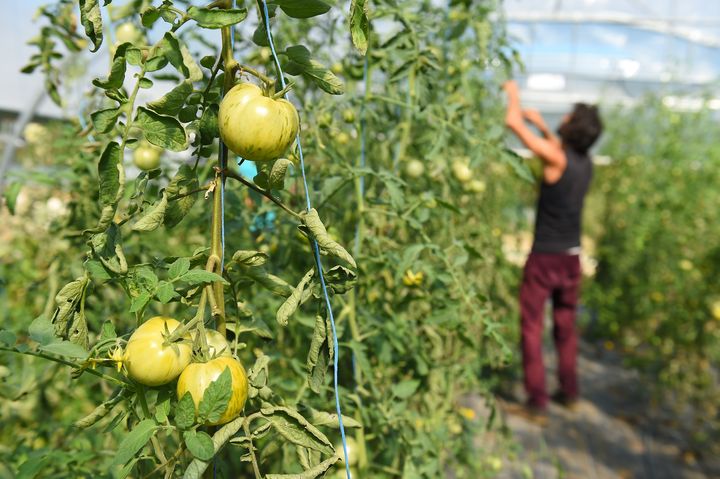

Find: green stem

[225,169,301,219]
[239,64,275,87]
[243,417,263,479]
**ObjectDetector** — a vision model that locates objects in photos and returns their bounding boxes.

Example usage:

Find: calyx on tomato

[123,316,192,386]
[176,356,249,426]
[218,82,299,162]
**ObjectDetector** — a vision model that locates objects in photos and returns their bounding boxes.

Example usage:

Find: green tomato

[336,436,358,466]
[336,132,351,145]
[23,122,48,145]
[342,109,356,124]
[133,144,161,171]
[405,159,425,178]
[331,62,343,75]
[451,160,473,183]
[203,329,233,358]
[465,179,486,193]
[115,22,141,44]
[219,82,299,162]
[176,356,249,425]
[124,317,192,386]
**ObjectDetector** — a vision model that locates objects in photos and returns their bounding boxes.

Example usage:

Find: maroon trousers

[519,252,581,408]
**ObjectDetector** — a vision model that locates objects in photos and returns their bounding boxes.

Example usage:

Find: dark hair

[557,103,603,154]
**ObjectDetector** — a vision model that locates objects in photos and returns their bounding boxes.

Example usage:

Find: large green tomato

[218,82,299,162]
[336,437,358,466]
[451,160,473,183]
[405,159,425,178]
[115,22,141,44]
[133,144,161,171]
[124,317,192,386]
[176,357,249,425]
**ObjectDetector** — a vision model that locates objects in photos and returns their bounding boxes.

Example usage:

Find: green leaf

[392,379,420,399]
[147,80,193,116]
[98,142,121,206]
[132,193,168,232]
[135,107,188,151]
[184,430,215,461]
[155,390,172,423]
[51,277,90,349]
[179,270,228,286]
[244,267,293,296]
[79,0,103,52]
[40,341,88,359]
[198,368,232,424]
[129,292,152,313]
[349,0,370,55]
[169,257,191,279]
[264,406,333,455]
[175,392,196,430]
[300,209,356,267]
[273,0,331,19]
[0,330,17,346]
[85,259,112,281]
[2,182,21,215]
[322,266,357,294]
[284,45,344,95]
[268,158,294,190]
[156,33,203,81]
[155,281,178,304]
[307,408,362,429]
[75,390,125,429]
[187,6,248,28]
[306,314,328,393]
[111,419,159,467]
[99,321,117,341]
[91,108,121,134]
[265,454,339,479]
[276,268,314,326]
[93,54,127,90]
[198,104,219,145]
[29,315,55,346]
[231,250,268,267]
[141,7,161,28]
[252,23,269,47]
[164,164,199,228]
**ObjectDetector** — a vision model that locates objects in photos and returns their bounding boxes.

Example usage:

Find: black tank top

[532,148,593,253]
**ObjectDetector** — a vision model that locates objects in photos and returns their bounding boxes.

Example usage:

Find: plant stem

[224,169,302,219]
[243,418,263,479]
[167,184,211,202]
[239,64,275,87]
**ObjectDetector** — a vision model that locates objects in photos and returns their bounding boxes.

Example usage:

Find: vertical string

[259,2,352,478]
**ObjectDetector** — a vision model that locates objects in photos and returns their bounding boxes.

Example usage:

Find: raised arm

[523,109,561,148]
[503,80,565,169]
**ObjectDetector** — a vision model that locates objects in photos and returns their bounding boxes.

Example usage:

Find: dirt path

[472,342,720,479]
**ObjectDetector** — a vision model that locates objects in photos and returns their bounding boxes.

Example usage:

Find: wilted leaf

[51,276,90,349]
[164,165,199,228]
[132,193,168,232]
[349,0,370,55]
[98,142,121,206]
[276,268,314,326]
[79,0,103,52]
[300,209,356,268]
[187,6,248,28]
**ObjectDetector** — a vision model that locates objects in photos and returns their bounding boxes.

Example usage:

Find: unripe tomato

[451,160,473,183]
[115,22,142,44]
[258,47,272,62]
[336,132,351,145]
[219,82,299,162]
[176,357,249,425]
[23,122,48,145]
[336,437,358,466]
[133,144,162,171]
[405,159,425,178]
[342,109,356,124]
[318,111,333,129]
[124,317,192,386]
[203,329,233,358]
[331,62,343,75]
[712,301,720,321]
[465,179,486,194]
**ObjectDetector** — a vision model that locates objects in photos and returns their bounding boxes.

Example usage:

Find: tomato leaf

[0,330,16,346]
[135,107,188,151]
[155,281,178,304]
[187,6,248,28]
[231,250,269,267]
[146,80,192,116]
[268,158,294,190]
[178,270,228,286]
[306,313,328,393]
[392,379,420,399]
[306,407,362,429]
[111,419,159,467]
[156,32,203,82]
[168,257,191,279]
[184,430,215,461]
[276,268,314,326]
[243,266,293,296]
[29,315,55,346]
[129,291,152,313]
[198,367,232,424]
[98,142,121,206]
[349,0,370,55]
[265,454,339,479]
[40,341,88,359]
[99,321,117,341]
[2,181,21,215]
[175,392,196,430]
[75,390,126,429]
[79,0,103,52]
[273,0,331,19]
[91,107,121,134]
[132,192,168,232]
[51,276,90,349]
[164,164,199,228]
[300,209,356,268]
[198,104,219,145]
[93,53,127,90]
[262,406,334,455]
[283,45,344,95]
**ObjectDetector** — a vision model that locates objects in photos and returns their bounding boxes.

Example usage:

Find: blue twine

[260,3,352,478]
